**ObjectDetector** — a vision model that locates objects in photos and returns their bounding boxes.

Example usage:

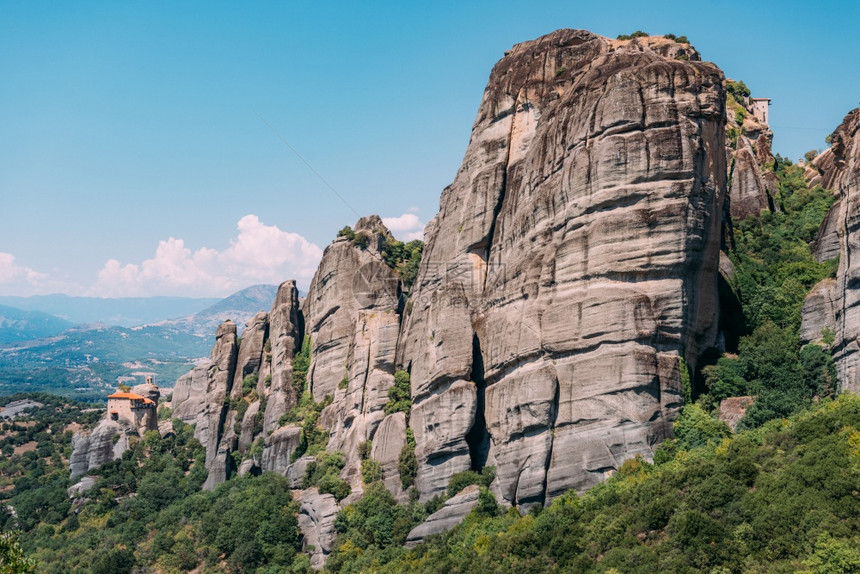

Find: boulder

[297,489,339,569]
[406,485,481,547]
[261,425,302,474]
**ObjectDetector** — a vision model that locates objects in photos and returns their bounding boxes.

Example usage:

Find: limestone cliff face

[304,216,402,490]
[397,29,727,504]
[800,108,860,390]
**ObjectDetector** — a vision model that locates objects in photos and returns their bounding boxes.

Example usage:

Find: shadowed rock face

[802,109,860,390]
[397,29,727,504]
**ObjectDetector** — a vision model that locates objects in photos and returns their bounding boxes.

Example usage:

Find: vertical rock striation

[170,281,304,485]
[801,108,860,390]
[304,217,402,489]
[397,29,727,504]
[262,281,303,437]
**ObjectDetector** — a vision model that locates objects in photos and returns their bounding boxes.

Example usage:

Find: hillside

[2,392,857,573]
[0,286,279,400]
[0,305,74,344]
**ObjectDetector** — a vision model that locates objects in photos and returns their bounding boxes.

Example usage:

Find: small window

[110,412,119,421]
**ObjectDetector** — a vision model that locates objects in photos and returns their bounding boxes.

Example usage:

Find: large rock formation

[725,94,777,220]
[397,29,727,505]
[170,281,303,488]
[305,216,402,489]
[171,320,238,489]
[801,108,860,391]
[69,419,127,479]
[262,281,303,435]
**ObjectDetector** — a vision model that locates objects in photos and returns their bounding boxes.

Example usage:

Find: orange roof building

[107,389,157,432]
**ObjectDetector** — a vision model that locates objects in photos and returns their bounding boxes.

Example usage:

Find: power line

[253,110,361,219]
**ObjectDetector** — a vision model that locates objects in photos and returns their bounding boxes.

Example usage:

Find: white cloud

[0,252,66,295]
[89,215,323,297]
[383,213,425,242]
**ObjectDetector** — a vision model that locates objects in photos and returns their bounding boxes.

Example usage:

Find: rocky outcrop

[397,29,726,504]
[297,489,339,569]
[132,378,161,404]
[68,475,97,497]
[231,311,268,400]
[724,84,776,219]
[171,321,238,490]
[729,134,776,219]
[802,108,860,391]
[69,419,127,479]
[286,456,315,489]
[718,396,755,432]
[262,281,303,435]
[811,197,841,262]
[800,279,838,344]
[261,425,302,474]
[167,280,304,489]
[370,412,408,497]
[158,420,175,439]
[305,217,402,489]
[406,485,481,547]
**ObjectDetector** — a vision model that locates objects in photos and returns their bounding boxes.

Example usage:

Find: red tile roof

[107,392,146,400]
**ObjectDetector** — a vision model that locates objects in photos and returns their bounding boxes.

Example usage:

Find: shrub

[353,233,370,249]
[337,226,355,241]
[384,370,412,420]
[447,466,495,498]
[476,486,499,517]
[398,428,417,489]
[673,404,731,450]
[241,374,258,396]
[357,440,371,461]
[291,337,312,397]
[360,459,383,484]
[727,79,751,100]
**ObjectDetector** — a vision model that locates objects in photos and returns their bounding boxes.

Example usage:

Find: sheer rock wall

[397,29,727,504]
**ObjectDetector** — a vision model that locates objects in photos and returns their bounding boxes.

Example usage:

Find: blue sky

[2,0,858,297]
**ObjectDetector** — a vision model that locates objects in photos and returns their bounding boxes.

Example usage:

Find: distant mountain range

[0,294,222,327]
[0,285,279,400]
[0,305,75,344]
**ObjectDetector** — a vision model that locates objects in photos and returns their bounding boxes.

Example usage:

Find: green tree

[0,532,35,574]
